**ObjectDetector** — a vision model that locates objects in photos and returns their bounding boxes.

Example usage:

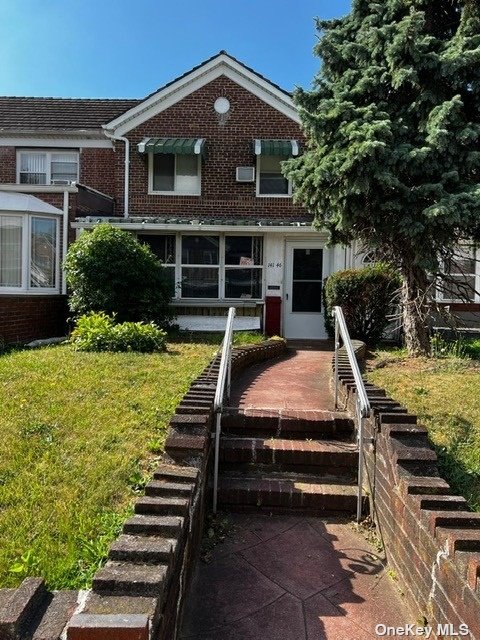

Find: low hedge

[70,312,167,353]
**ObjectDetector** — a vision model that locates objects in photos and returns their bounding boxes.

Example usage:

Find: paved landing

[230,344,335,412]
[179,514,412,640]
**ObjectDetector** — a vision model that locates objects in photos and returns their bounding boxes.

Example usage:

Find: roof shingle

[0,97,141,132]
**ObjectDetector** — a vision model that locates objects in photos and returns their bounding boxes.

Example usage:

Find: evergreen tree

[286,0,480,355]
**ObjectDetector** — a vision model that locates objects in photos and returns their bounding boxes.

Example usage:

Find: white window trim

[148,153,202,196]
[0,213,60,294]
[16,149,79,185]
[255,155,292,198]
[437,247,480,303]
[176,233,265,301]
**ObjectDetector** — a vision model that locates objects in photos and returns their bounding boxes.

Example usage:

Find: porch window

[137,234,176,295]
[439,247,478,302]
[17,150,79,185]
[181,236,219,298]
[0,214,59,292]
[224,236,263,299]
[257,156,291,196]
[150,154,201,195]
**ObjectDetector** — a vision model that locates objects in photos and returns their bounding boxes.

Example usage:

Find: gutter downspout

[103,129,130,218]
[62,189,69,295]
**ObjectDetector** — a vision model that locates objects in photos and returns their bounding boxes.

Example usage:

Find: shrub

[70,312,167,353]
[464,339,480,360]
[64,225,172,327]
[323,263,400,346]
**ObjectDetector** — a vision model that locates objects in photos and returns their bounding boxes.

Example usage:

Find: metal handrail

[332,306,371,523]
[212,307,236,514]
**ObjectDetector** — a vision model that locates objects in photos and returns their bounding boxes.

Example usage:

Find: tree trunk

[401,264,431,356]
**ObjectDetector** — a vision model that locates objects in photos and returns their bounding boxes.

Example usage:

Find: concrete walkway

[180,344,412,638]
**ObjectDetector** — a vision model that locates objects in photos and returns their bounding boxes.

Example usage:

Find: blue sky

[0,0,351,98]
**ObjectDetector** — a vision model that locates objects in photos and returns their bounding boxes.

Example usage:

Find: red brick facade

[0,295,68,344]
[118,76,308,220]
[0,146,15,182]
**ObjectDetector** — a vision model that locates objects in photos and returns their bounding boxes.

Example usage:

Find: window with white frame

[17,150,79,185]
[257,156,291,196]
[224,236,263,299]
[181,235,219,298]
[439,246,478,302]
[149,154,201,195]
[179,234,263,300]
[0,214,59,292]
[137,234,176,295]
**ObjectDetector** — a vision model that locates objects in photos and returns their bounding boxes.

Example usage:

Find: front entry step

[220,437,357,479]
[217,475,359,516]
[221,409,354,440]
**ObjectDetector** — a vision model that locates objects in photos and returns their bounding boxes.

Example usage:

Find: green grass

[368,350,480,511]
[0,340,219,589]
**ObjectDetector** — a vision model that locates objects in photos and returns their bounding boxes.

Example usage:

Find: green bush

[64,225,172,327]
[323,263,400,346]
[70,312,167,353]
[464,339,480,360]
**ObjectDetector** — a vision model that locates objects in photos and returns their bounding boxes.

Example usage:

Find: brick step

[216,475,359,515]
[135,496,190,517]
[109,534,177,564]
[123,514,185,537]
[221,410,354,440]
[93,561,168,596]
[153,464,199,484]
[144,480,194,498]
[220,437,357,477]
[30,590,78,639]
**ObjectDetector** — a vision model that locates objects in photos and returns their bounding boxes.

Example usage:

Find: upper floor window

[0,214,59,292]
[254,139,297,198]
[17,150,79,185]
[256,155,292,197]
[149,153,201,195]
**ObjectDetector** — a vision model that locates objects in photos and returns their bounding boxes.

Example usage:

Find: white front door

[283,242,327,339]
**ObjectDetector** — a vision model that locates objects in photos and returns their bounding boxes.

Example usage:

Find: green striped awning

[253,139,299,157]
[137,138,206,156]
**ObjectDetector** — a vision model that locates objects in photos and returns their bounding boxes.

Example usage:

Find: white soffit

[104,54,300,135]
[0,191,64,215]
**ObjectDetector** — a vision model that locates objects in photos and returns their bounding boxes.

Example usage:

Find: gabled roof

[0,97,140,132]
[0,52,298,135]
[0,190,64,214]
[104,51,300,135]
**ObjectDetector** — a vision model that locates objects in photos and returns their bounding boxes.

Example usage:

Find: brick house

[0,51,478,344]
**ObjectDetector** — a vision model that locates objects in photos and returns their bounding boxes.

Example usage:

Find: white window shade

[0,216,22,286]
[19,153,47,185]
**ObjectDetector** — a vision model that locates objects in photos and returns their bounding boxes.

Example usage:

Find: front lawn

[367,351,480,512]
[0,340,218,590]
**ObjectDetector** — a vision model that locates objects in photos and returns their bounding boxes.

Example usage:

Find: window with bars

[17,150,79,185]
[0,214,59,291]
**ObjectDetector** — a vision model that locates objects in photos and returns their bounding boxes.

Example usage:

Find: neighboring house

[0,51,478,344]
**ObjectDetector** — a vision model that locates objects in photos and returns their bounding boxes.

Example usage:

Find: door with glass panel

[284,243,326,339]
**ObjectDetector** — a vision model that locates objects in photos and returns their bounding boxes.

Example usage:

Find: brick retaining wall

[335,351,480,640]
[0,338,287,640]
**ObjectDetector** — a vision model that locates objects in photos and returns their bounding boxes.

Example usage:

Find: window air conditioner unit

[236,166,255,182]
[51,179,72,185]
